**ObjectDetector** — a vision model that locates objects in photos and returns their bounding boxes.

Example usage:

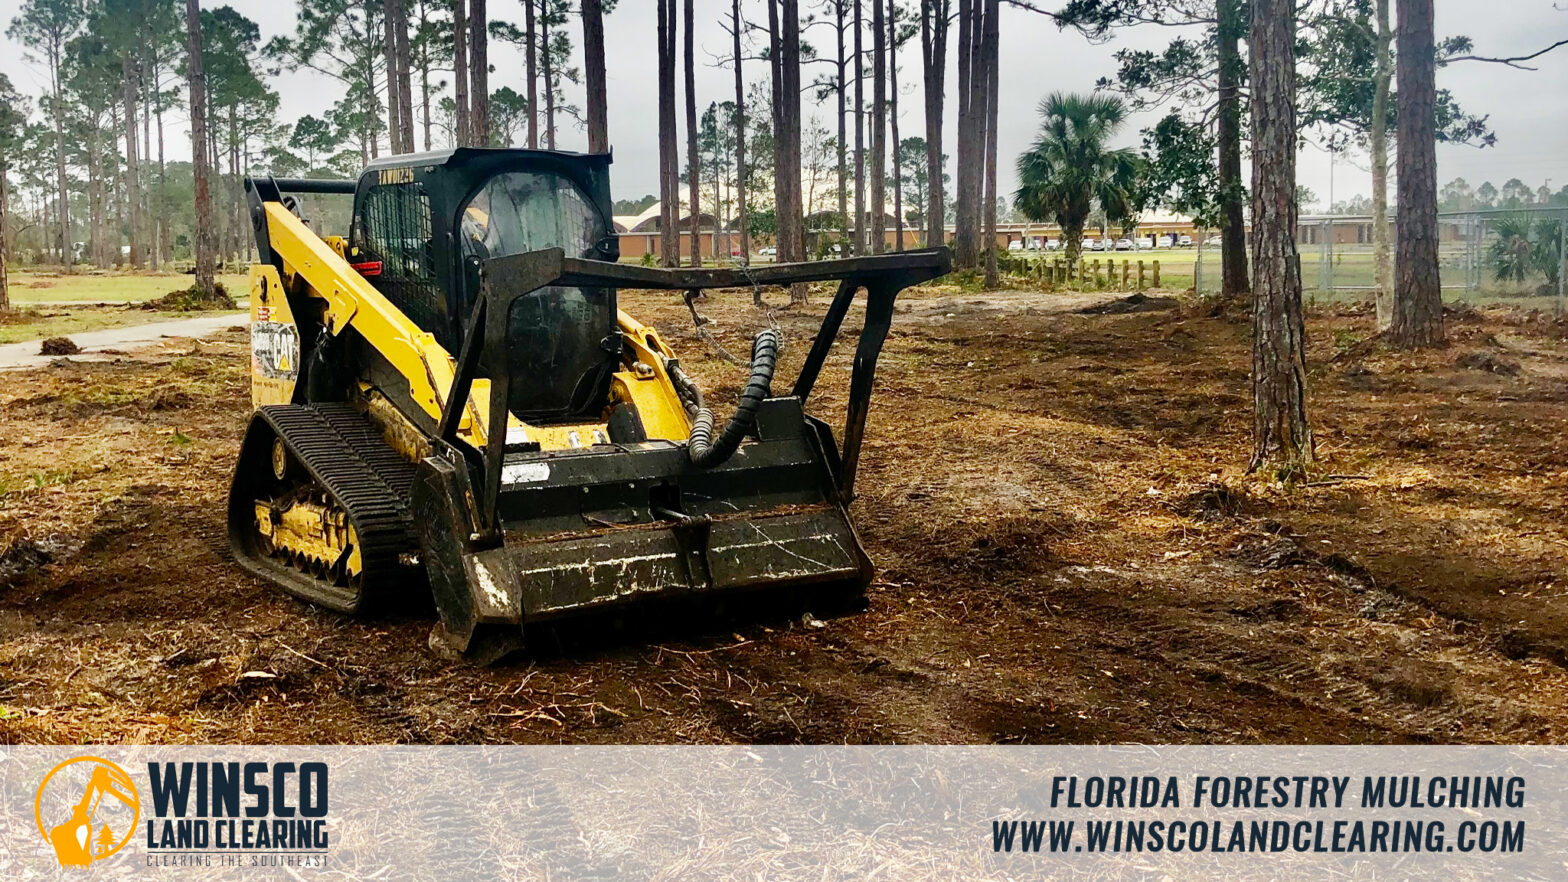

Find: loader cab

[348,148,621,423]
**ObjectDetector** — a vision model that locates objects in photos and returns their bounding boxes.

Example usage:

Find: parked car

[1114,238,1134,251]
[1044,238,1062,251]
[1160,234,1177,248]
[759,245,777,258]
[1007,240,1024,251]
[1177,234,1193,247]
[1203,235,1222,248]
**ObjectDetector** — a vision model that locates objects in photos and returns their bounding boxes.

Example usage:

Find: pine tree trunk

[395,0,415,151]
[836,2,849,247]
[684,0,701,267]
[115,108,128,266]
[889,0,904,252]
[142,73,157,270]
[870,0,886,255]
[731,0,751,269]
[772,0,806,299]
[1216,0,1249,299]
[852,0,865,254]
[1248,0,1313,472]
[543,10,555,148]
[1370,0,1394,331]
[383,0,404,152]
[186,0,216,296]
[1390,0,1444,348]
[657,0,679,266]
[470,0,488,146]
[50,45,71,271]
[981,0,999,286]
[921,0,947,248]
[123,57,143,267]
[453,0,470,146]
[157,93,169,264]
[0,168,8,312]
[583,0,608,153]
[421,54,433,150]
[525,0,538,148]
[952,0,978,269]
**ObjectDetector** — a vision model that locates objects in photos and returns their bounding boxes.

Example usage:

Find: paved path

[0,312,246,371]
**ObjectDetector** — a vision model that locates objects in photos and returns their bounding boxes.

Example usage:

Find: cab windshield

[460,171,616,423]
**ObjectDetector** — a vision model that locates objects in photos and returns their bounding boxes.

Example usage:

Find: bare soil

[2,284,1567,745]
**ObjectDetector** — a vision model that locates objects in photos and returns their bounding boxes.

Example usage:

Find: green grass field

[6,268,250,304]
[0,306,207,344]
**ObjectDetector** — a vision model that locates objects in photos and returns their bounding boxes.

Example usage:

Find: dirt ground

[2,280,1567,745]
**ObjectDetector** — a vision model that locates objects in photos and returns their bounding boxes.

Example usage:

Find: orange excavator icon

[48,763,137,868]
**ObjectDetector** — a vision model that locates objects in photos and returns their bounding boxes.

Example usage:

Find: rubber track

[255,404,418,607]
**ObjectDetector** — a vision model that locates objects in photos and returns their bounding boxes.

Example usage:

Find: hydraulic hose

[686,329,780,468]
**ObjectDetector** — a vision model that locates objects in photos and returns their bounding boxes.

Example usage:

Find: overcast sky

[2,0,1564,209]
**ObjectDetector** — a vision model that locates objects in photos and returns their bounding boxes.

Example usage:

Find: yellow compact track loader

[229,147,948,659]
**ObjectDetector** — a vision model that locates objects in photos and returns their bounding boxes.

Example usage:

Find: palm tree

[1014,92,1142,265]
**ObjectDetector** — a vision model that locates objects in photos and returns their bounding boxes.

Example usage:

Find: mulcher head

[413,247,950,661]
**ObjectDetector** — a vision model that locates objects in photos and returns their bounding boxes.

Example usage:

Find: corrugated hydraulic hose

[686,329,780,468]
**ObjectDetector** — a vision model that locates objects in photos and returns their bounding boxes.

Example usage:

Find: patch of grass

[0,307,205,344]
[29,469,75,489]
[7,269,249,304]
[168,429,194,446]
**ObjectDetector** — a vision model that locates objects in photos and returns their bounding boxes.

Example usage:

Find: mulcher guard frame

[415,247,950,660]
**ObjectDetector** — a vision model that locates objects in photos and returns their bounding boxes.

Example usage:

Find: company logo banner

[2,746,1563,879]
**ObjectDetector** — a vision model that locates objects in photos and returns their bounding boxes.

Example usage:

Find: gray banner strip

[3,746,1562,879]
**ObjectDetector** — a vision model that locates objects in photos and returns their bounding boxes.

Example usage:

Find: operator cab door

[350,174,456,351]
[456,170,620,424]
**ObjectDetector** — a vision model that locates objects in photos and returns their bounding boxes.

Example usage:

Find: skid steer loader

[229,147,948,660]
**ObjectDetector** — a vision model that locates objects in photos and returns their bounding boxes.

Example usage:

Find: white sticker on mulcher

[501,461,551,486]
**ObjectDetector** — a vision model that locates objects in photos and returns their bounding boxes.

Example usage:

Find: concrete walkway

[0,312,246,371]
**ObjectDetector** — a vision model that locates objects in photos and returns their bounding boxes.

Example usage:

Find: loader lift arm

[440,247,951,534]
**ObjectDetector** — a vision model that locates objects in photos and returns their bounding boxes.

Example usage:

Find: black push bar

[437,247,951,531]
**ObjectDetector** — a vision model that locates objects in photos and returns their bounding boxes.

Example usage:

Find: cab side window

[354,182,449,347]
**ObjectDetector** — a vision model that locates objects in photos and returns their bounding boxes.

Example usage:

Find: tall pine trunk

[1371,0,1394,330]
[981,0,999,287]
[684,0,701,267]
[395,0,415,151]
[657,0,679,266]
[526,0,538,148]
[921,0,947,248]
[156,80,169,265]
[889,0,903,252]
[1390,0,1443,347]
[731,0,751,269]
[123,57,143,267]
[853,0,865,254]
[952,0,977,268]
[384,0,404,152]
[0,168,9,311]
[1216,0,1249,299]
[1248,0,1312,471]
[50,44,71,270]
[185,0,216,296]
[543,10,556,148]
[771,0,805,298]
[583,0,608,153]
[870,0,886,254]
[470,0,488,145]
[453,0,471,145]
[836,2,849,247]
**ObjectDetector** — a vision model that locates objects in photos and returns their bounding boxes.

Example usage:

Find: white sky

[1,0,1564,207]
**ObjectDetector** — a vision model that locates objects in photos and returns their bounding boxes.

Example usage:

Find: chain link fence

[1192,207,1568,311]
